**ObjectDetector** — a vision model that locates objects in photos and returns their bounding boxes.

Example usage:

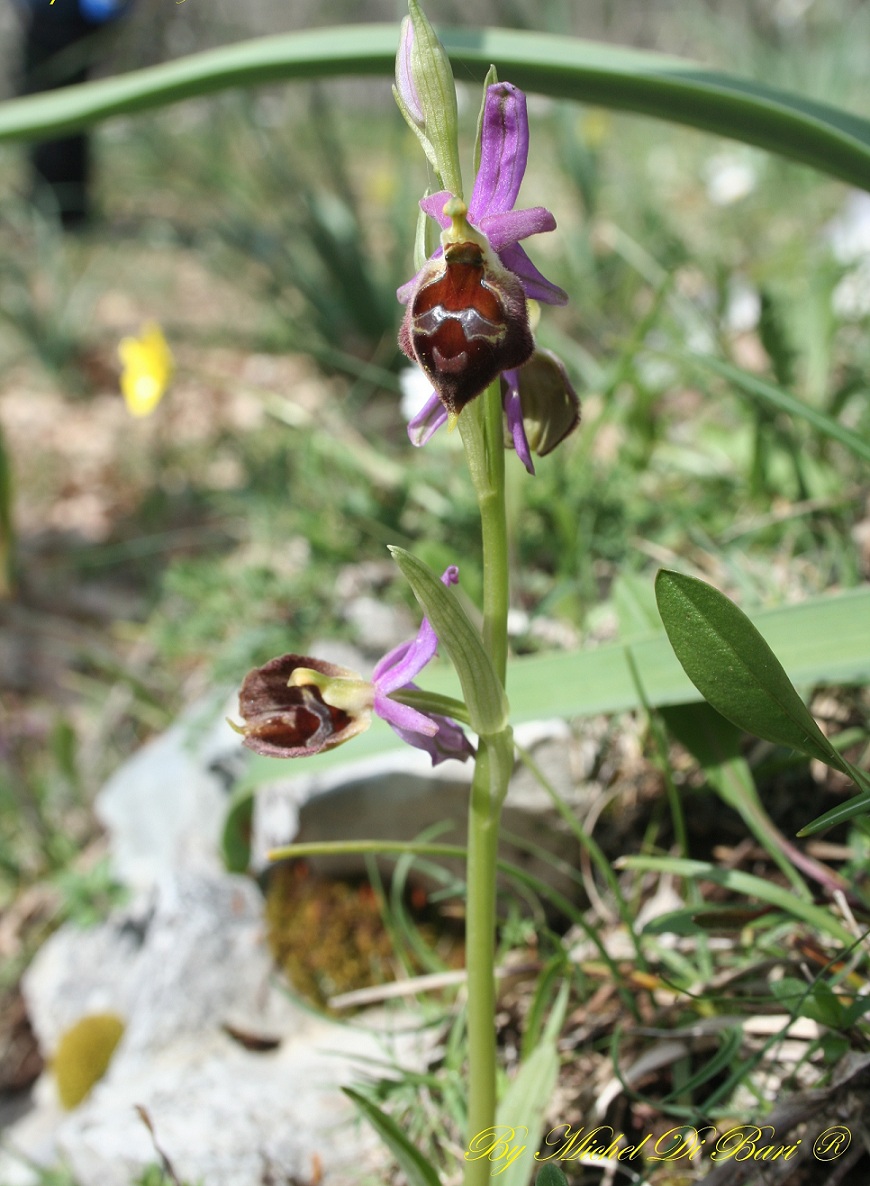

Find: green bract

[388,546,510,738]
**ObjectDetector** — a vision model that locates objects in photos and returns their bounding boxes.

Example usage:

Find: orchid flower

[396,77,577,470]
[235,567,473,766]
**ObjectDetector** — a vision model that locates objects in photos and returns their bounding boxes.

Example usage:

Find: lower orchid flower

[235,566,473,765]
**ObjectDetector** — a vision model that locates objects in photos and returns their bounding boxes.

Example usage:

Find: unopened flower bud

[393,0,463,197]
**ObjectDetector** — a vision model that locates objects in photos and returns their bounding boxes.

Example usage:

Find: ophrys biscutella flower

[397,79,577,469]
[235,567,473,765]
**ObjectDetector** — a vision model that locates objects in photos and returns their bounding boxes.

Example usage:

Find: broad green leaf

[343,1087,441,1186]
[622,856,855,946]
[535,1168,569,1186]
[389,546,509,738]
[689,354,870,465]
[0,28,869,192]
[655,569,851,774]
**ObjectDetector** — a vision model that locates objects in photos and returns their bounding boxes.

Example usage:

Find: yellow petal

[117,322,173,418]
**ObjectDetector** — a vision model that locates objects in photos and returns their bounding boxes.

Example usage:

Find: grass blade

[343,1086,441,1186]
[688,354,870,465]
[0,28,868,191]
[622,856,855,946]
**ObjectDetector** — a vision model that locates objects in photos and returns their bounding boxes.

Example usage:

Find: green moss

[265,863,463,1010]
[53,1012,125,1109]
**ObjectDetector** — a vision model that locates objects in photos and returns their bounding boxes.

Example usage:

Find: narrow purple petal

[502,370,535,475]
[384,711,474,765]
[373,566,459,693]
[372,633,436,692]
[408,391,449,446]
[498,242,569,306]
[469,83,529,221]
[374,690,439,737]
[478,207,556,251]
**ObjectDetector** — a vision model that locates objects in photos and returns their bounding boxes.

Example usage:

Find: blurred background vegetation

[0,0,868,1112]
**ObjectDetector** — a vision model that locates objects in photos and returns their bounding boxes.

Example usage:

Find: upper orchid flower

[398,83,567,422]
[397,77,577,469]
[235,567,473,766]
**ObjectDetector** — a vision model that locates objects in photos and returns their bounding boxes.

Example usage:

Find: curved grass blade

[688,354,870,465]
[799,791,870,837]
[343,1087,441,1186]
[0,27,868,192]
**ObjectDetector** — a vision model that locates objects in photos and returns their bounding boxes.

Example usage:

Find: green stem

[463,742,499,1185]
[459,380,513,1186]
[459,381,510,684]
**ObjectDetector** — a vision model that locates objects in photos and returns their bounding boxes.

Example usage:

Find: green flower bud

[393,0,463,198]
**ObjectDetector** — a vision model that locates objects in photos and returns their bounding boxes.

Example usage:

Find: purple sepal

[372,566,470,764]
[478,207,556,250]
[499,243,568,306]
[502,370,535,475]
[471,83,529,217]
[408,391,449,446]
[374,688,438,737]
[385,706,475,765]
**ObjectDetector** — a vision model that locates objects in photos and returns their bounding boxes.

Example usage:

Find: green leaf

[535,1169,569,1186]
[221,789,254,874]
[660,702,810,894]
[655,569,851,774]
[492,983,568,1186]
[799,791,870,837]
[661,1026,743,1103]
[1,28,869,192]
[389,546,509,737]
[688,354,870,465]
[343,1087,441,1186]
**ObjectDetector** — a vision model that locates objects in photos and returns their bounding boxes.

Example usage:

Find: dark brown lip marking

[400,240,534,416]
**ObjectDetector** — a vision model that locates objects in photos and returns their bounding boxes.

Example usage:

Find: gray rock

[10,871,417,1186]
[22,872,272,1060]
[95,696,244,891]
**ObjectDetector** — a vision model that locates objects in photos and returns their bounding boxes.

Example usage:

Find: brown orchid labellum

[399,199,534,418]
[234,654,371,758]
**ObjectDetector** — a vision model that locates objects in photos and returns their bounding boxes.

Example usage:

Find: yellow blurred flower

[118,322,173,417]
